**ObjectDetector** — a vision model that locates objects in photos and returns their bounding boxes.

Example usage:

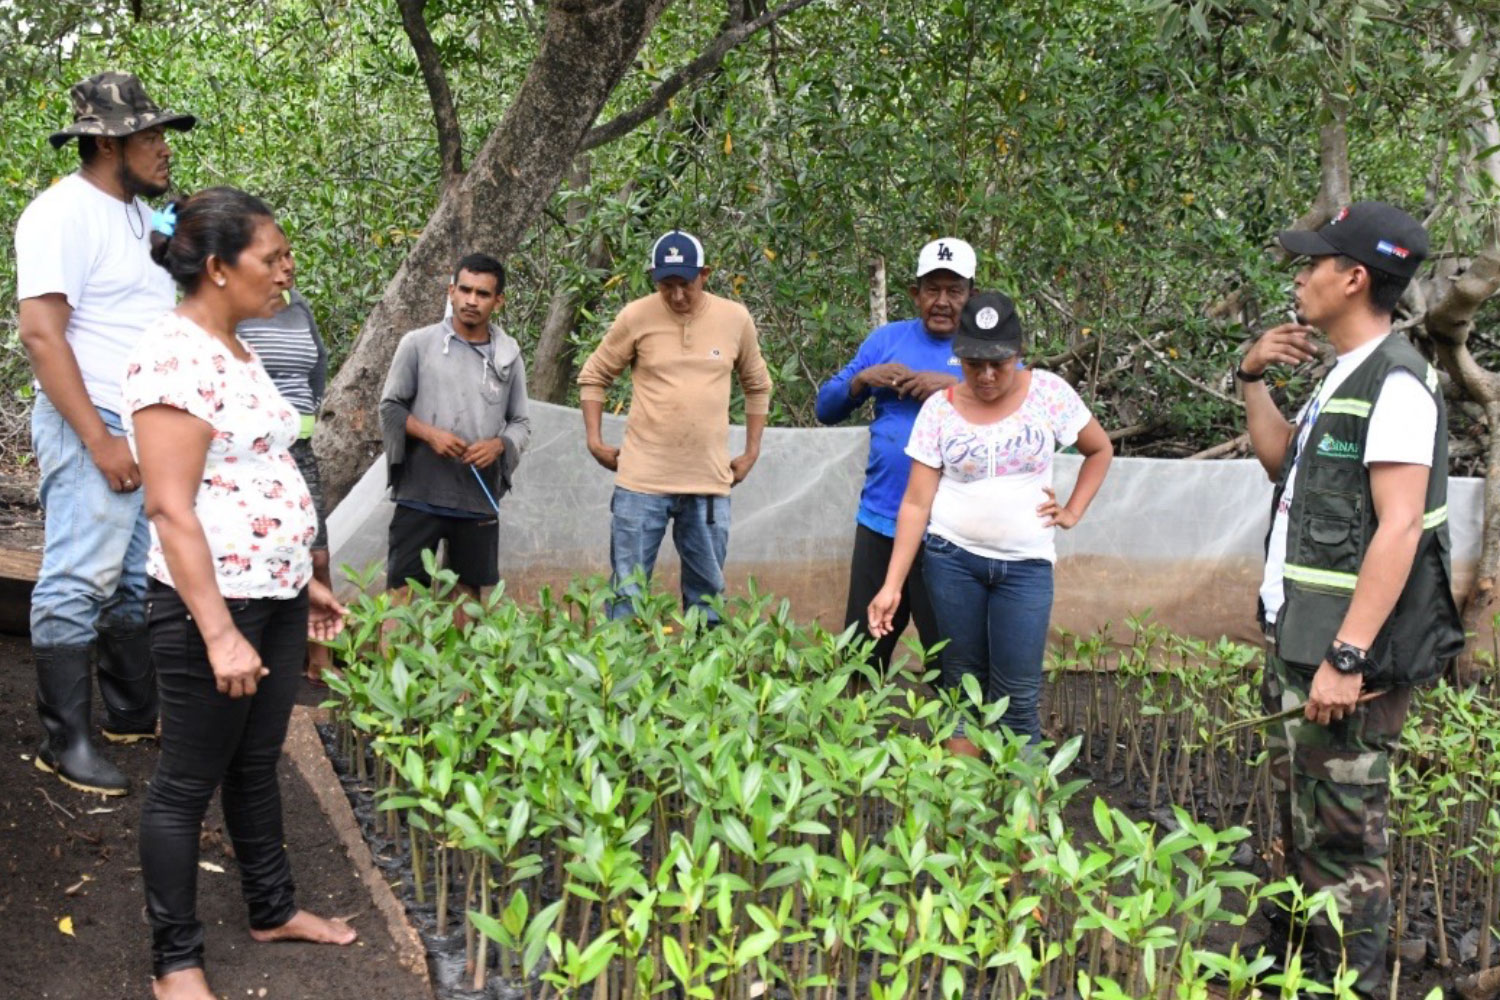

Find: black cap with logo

[1276,201,1428,281]
[952,291,1023,362]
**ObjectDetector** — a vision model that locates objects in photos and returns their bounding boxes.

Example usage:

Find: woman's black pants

[140,581,308,978]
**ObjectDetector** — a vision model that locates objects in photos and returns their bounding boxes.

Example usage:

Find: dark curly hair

[149,186,276,293]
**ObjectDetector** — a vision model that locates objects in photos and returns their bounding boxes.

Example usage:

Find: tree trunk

[1428,249,1500,680]
[868,257,887,330]
[398,0,464,187]
[529,156,595,403]
[314,0,671,506]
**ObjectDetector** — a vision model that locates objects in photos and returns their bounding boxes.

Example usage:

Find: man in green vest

[1236,201,1464,998]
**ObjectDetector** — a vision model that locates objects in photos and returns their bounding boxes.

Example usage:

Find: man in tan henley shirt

[578,230,772,624]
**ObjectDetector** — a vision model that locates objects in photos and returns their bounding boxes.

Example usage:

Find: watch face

[1331,647,1364,675]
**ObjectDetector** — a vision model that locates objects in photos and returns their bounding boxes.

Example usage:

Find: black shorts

[386,504,499,590]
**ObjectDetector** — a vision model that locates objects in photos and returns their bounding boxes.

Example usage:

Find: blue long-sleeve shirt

[815,318,961,536]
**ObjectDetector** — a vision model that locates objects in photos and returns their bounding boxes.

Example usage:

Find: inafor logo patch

[1316,433,1361,460]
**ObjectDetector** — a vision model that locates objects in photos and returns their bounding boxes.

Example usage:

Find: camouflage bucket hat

[47,71,196,149]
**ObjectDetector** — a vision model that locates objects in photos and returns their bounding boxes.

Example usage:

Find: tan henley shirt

[577,290,772,496]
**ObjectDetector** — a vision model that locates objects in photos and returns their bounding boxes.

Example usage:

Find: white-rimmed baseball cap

[915,237,976,280]
[650,230,706,282]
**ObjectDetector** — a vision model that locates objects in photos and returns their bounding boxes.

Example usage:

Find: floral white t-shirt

[906,370,1091,563]
[122,313,315,599]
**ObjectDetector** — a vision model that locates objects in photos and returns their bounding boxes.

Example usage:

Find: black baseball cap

[1277,201,1428,280]
[952,292,1022,361]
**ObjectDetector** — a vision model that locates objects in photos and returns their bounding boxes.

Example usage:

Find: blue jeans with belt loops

[920,534,1054,745]
[30,393,150,645]
[608,487,730,623]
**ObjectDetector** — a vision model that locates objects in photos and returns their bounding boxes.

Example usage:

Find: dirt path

[0,633,431,1000]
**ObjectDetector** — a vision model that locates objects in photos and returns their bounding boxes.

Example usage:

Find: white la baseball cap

[915,237,976,280]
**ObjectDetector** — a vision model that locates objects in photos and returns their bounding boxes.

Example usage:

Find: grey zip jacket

[379,318,531,515]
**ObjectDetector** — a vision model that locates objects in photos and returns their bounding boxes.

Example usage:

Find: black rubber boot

[96,623,158,744]
[34,645,130,796]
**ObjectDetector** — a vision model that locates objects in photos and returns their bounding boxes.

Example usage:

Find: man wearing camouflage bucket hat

[15,71,195,797]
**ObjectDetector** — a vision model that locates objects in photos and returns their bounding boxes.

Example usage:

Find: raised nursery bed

[319,577,1484,1000]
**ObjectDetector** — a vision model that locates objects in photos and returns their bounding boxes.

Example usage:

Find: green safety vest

[1267,334,1464,686]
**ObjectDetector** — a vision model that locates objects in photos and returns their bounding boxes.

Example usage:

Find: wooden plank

[0,547,42,582]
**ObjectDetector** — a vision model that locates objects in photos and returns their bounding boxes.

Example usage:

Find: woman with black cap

[869,291,1113,755]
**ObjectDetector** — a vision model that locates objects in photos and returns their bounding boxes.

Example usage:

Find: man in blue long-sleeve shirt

[815,237,976,673]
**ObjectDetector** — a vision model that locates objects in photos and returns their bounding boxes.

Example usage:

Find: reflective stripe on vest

[1284,564,1359,591]
[1322,399,1372,418]
[1287,506,1448,591]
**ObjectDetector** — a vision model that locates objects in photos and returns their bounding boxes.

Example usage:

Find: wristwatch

[1326,640,1375,676]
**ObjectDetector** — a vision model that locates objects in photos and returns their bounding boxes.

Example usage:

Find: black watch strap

[1234,365,1265,383]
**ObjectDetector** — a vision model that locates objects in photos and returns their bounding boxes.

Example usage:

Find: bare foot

[153,967,216,1000]
[249,909,357,946]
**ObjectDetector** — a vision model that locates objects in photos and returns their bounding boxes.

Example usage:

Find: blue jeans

[609,487,730,622]
[30,393,150,646]
[921,534,1054,744]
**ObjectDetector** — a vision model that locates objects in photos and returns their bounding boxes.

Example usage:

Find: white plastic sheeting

[329,401,1482,643]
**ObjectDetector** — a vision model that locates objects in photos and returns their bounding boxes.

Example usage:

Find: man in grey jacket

[379,253,530,607]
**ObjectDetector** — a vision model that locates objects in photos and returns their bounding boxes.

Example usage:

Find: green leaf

[1458,48,1491,99]
[733,928,779,965]
[662,936,691,984]
[942,964,966,1000]
[720,815,757,858]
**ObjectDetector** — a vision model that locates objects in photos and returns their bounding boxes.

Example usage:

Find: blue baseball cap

[650,230,706,282]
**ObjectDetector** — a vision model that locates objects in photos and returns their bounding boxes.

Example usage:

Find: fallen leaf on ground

[58,916,74,937]
[198,860,225,874]
[64,874,93,895]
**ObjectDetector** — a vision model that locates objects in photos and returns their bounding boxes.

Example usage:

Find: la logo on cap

[975,306,1000,330]
[937,243,955,262]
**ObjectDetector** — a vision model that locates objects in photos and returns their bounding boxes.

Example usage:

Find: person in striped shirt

[234,265,332,685]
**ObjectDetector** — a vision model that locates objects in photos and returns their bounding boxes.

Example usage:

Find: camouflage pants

[1261,648,1411,999]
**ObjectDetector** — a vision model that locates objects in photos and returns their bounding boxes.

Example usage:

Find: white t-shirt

[15,173,176,415]
[122,314,316,600]
[1260,334,1437,623]
[905,370,1092,563]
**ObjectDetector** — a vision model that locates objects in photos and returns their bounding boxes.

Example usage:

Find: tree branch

[1189,433,1249,460]
[1107,419,1163,444]
[398,0,463,186]
[1428,246,1500,401]
[1275,102,1350,258]
[580,0,816,151]
[1426,10,1500,402]
[1127,327,1239,405]
[1209,94,1350,318]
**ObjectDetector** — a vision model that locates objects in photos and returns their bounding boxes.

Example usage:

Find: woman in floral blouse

[124,187,355,1000]
[870,292,1113,755]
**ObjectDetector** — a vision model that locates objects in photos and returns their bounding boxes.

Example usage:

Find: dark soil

[316,725,501,1000]
[0,632,430,1000]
